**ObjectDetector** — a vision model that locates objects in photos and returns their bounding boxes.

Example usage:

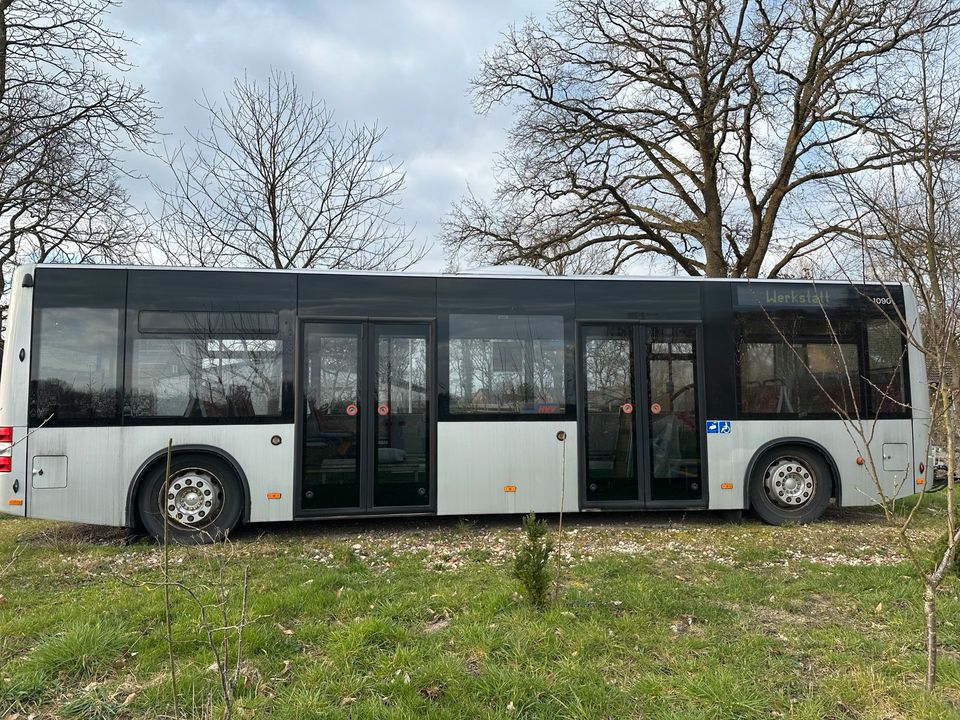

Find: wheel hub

[763,457,815,508]
[160,468,224,528]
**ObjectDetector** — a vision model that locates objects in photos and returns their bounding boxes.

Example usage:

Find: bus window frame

[28,268,127,427]
[122,269,298,427]
[734,303,912,421]
[436,276,577,423]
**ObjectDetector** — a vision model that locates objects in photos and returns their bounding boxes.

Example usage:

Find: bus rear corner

[0,264,35,517]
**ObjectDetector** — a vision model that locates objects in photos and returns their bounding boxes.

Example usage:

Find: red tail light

[0,428,12,473]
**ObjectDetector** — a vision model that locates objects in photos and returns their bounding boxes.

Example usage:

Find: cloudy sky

[110,0,555,271]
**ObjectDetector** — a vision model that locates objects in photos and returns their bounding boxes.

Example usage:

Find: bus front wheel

[137,453,243,544]
[749,446,831,525]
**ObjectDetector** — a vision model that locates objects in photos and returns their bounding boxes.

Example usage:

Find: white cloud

[108,0,554,268]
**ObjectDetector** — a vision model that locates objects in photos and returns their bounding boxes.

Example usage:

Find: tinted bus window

[30,268,126,424]
[139,311,279,334]
[448,314,565,414]
[128,336,283,418]
[125,270,295,422]
[32,308,122,422]
[737,312,861,417]
[866,316,908,416]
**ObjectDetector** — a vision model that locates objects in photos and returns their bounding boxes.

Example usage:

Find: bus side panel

[25,425,295,526]
[904,284,930,491]
[0,265,34,516]
[436,421,578,515]
[706,419,917,510]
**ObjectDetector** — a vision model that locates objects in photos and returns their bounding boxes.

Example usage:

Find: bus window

[866,317,908,416]
[31,307,122,422]
[737,313,861,417]
[447,313,565,414]
[128,336,283,418]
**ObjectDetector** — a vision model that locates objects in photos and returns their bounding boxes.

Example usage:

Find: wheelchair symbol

[706,420,732,434]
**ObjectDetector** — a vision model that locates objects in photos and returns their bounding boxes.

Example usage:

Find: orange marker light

[917,478,926,485]
[503,485,517,493]
[720,483,733,490]
[266,492,282,500]
[7,498,22,506]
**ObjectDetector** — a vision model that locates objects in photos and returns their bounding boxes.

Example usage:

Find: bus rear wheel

[749,446,831,525]
[137,453,243,544]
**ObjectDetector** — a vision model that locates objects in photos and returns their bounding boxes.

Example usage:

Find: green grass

[1,498,960,719]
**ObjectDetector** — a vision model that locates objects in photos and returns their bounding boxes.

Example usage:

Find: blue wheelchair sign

[706,420,732,435]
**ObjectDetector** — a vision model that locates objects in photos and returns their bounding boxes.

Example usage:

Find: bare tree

[0,0,155,329]
[156,70,422,271]
[444,0,960,277]
[780,24,960,689]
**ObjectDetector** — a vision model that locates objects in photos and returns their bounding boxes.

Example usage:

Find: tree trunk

[925,583,937,691]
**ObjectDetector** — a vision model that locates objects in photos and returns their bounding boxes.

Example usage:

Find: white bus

[0,264,929,542]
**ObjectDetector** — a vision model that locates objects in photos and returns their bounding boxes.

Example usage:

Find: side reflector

[917,478,926,485]
[856,456,865,466]
[0,427,11,443]
[0,457,10,473]
[266,492,282,500]
[503,485,517,493]
[7,498,21,506]
[720,483,733,490]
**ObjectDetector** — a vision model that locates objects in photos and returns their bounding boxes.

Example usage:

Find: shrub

[512,512,554,609]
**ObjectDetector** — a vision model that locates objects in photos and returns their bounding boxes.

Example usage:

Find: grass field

[1,497,960,719]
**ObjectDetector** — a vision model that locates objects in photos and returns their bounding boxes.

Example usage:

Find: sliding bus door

[299,321,432,514]
[644,326,703,504]
[371,324,430,508]
[580,324,704,508]
[301,323,363,511]
[581,325,639,503]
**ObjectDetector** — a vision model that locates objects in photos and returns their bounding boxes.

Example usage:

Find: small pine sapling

[512,512,554,609]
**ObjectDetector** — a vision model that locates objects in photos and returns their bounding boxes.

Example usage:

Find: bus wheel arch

[744,439,838,525]
[127,445,251,539]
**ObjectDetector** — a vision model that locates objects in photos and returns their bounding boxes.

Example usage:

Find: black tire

[749,445,832,525]
[137,453,243,544]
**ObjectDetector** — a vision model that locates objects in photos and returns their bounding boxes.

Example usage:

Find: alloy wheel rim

[763,457,815,509]
[159,468,224,529]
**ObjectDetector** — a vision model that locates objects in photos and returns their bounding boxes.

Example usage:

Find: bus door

[298,321,433,515]
[579,324,704,508]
